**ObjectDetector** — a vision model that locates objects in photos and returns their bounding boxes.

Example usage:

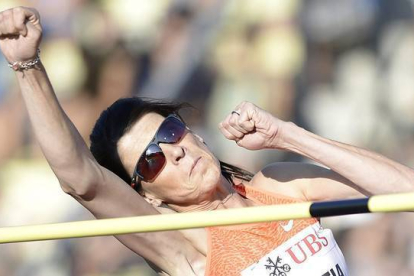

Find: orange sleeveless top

[205,184,317,276]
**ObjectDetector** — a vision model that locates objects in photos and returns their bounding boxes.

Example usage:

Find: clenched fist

[219,101,287,151]
[0,7,42,64]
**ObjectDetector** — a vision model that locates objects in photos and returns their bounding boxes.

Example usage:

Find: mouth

[189,157,201,177]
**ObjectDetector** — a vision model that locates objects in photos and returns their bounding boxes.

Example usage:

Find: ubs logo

[285,231,329,264]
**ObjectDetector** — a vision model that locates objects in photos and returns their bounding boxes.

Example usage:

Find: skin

[1,7,414,276]
[118,113,258,212]
[119,113,222,207]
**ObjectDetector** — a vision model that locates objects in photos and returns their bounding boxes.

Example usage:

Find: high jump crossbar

[0,192,413,244]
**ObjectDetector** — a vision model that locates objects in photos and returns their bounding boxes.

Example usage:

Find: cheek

[143,165,181,197]
[201,168,221,190]
[194,157,222,188]
[200,143,221,168]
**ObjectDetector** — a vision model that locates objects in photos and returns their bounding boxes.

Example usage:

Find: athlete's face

[118,112,222,205]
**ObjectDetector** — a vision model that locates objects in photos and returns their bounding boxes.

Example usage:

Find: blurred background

[0,0,414,275]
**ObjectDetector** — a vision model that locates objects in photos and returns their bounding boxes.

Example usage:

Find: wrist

[273,121,303,150]
[15,61,49,96]
[8,49,41,72]
[265,120,295,150]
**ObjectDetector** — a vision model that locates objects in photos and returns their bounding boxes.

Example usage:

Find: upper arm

[251,162,366,202]
[62,163,202,275]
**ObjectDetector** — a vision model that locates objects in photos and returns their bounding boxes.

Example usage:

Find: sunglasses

[131,114,187,189]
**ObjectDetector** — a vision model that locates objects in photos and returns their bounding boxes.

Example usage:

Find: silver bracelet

[8,49,41,71]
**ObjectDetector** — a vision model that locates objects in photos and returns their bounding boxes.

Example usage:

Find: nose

[160,143,185,165]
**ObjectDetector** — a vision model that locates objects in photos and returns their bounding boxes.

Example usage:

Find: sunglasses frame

[130,114,187,189]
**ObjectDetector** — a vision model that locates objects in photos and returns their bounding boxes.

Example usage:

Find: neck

[169,176,255,213]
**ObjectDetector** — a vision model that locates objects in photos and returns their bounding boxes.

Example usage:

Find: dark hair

[90,97,254,190]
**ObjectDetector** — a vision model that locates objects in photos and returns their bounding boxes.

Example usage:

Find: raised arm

[0,7,204,275]
[0,7,97,195]
[219,101,414,199]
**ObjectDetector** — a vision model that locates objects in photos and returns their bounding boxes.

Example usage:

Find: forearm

[280,122,414,195]
[15,63,96,189]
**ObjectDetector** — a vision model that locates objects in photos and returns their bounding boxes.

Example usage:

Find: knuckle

[245,101,254,108]
[240,121,249,127]
[235,132,244,139]
[221,131,230,139]
[229,117,238,126]
[3,10,12,18]
[29,7,40,18]
[13,6,23,13]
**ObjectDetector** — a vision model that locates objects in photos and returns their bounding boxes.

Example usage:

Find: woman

[1,7,414,276]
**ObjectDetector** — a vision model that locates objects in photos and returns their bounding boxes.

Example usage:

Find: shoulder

[250,162,329,200]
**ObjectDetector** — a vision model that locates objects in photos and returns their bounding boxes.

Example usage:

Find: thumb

[26,21,38,35]
[25,20,42,49]
[22,8,41,26]
[19,7,41,35]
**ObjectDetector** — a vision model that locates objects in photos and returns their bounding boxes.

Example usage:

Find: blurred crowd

[0,0,414,275]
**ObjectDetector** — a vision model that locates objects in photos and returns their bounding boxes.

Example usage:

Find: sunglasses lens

[157,116,186,143]
[134,115,187,183]
[137,144,166,181]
